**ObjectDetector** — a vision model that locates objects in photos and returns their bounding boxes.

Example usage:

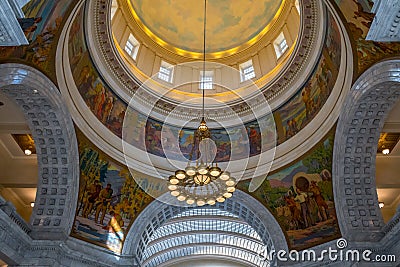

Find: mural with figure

[68,6,342,161]
[335,0,400,73]
[238,129,340,250]
[274,12,341,144]
[68,7,127,137]
[72,129,163,253]
[0,0,75,74]
[130,0,283,53]
[0,0,396,256]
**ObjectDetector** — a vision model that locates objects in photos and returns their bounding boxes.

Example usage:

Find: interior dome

[62,0,349,179]
[128,0,283,54]
[106,0,304,123]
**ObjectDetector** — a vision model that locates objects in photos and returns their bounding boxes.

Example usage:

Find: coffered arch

[0,63,79,240]
[333,58,400,242]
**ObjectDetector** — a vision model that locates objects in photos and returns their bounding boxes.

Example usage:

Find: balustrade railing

[0,195,31,234]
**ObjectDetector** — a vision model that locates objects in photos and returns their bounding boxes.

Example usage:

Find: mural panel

[72,129,162,253]
[275,12,341,144]
[335,0,400,73]
[239,129,340,250]
[0,0,75,75]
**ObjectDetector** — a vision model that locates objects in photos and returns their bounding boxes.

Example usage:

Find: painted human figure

[17,17,42,38]
[248,126,260,155]
[284,195,302,230]
[77,66,93,96]
[295,188,314,228]
[95,183,113,225]
[94,86,106,119]
[102,96,114,124]
[310,181,329,221]
[82,180,101,218]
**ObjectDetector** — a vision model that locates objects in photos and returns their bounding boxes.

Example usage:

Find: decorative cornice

[0,0,28,46]
[367,0,400,42]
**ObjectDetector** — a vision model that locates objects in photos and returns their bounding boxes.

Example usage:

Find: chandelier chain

[167,0,236,206]
[202,0,207,120]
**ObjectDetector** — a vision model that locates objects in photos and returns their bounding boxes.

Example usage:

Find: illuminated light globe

[168,185,178,191]
[177,195,186,201]
[219,171,230,180]
[207,199,216,205]
[226,179,235,187]
[169,175,179,184]
[223,192,233,198]
[216,196,226,203]
[175,170,186,179]
[185,166,197,176]
[209,166,222,177]
[171,191,180,197]
[197,199,206,206]
[186,198,195,205]
[227,187,236,193]
[198,164,208,175]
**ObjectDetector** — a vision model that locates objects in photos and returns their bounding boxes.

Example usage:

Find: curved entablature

[144,244,267,267]
[141,216,266,267]
[147,229,261,246]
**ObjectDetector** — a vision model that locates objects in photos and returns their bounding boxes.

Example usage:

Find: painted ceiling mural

[0,0,76,78]
[238,129,340,250]
[335,0,400,73]
[68,4,341,161]
[0,0,396,256]
[73,128,163,253]
[129,0,283,53]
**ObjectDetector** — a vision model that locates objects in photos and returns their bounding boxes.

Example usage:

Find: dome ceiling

[128,0,283,54]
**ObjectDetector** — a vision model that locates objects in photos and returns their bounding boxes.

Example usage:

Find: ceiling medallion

[167,0,236,206]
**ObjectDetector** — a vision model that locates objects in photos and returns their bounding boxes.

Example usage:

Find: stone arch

[0,63,79,240]
[122,190,288,264]
[333,59,400,242]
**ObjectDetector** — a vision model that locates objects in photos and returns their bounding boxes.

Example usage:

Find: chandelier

[167,0,236,206]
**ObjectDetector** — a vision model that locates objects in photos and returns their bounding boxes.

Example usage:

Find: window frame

[158,60,174,83]
[124,33,140,60]
[200,70,214,90]
[239,59,256,82]
[273,32,289,59]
